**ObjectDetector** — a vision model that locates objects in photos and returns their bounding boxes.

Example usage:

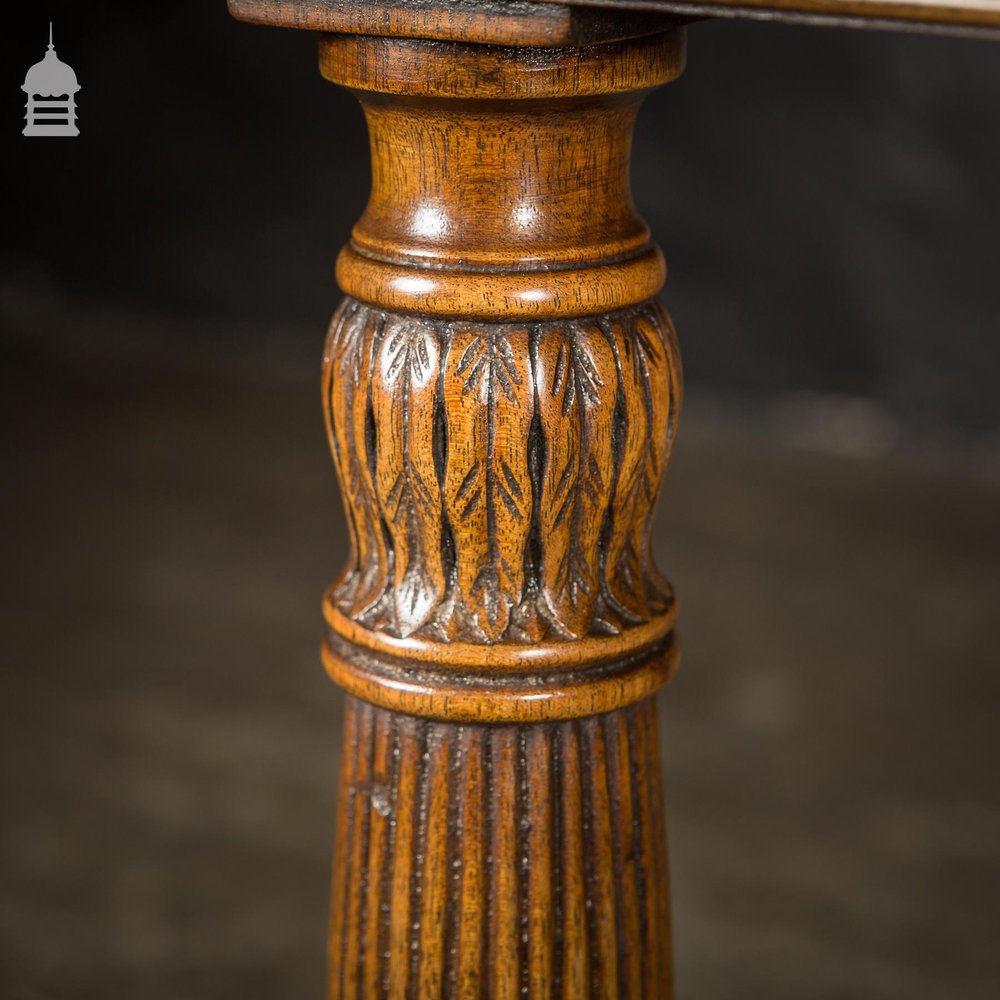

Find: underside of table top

[229,0,1000,42]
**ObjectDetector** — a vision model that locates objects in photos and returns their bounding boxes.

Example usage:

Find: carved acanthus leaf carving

[441,327,534,642]
[374,318,445,636]
[603,306,679,620]
[536,322,617,638]
[322,299,681,645]
[324,301,389,617]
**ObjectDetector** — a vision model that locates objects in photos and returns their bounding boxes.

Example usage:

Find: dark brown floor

[1,349,998,999]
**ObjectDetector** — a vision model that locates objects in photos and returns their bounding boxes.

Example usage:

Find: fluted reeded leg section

[329,697,670,1000]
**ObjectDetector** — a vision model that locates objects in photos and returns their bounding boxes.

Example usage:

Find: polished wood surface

[220,9,689,992]
[310,30,684,992]
[229,0,680,46]
[230,0,1000,40]
[544,0,1000,31]
[329,695,671,998]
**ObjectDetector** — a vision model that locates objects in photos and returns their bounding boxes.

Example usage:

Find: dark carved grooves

[323,299,682,647]
[328,696,671,1000]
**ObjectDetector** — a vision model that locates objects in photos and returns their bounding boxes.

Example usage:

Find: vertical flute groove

[590,715,621,999]
[608,709,643,998]
[647,702,672,993]
[342,700,373,1000]
[551,719,565,1000]
[381,715,401,1000]
[442,725,463,997]
[456,726,485,999]
[328,699,353,1000]
[516,727,530,1000]
[581,718,601,1000]
[489,728,519,1000]
[559,721,589,996]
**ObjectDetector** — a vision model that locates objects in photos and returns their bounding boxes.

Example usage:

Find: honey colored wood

[307,27,687,994]
[331,694,672,998]
[321,30,683,321]
[308,24,685,998]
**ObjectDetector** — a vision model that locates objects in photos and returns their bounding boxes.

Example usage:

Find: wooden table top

[229,0,1000,42]
[541,0,1000,32]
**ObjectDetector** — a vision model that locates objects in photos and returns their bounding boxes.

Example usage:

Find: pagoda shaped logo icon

[22,24,80,137]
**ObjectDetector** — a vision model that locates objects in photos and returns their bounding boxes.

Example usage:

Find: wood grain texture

[443,326,535,643]
[373,315,445,635]
[322,301,388,617]
[322,629,680,722]
[328,696,671,999]
[229,0,1000,41]
[233,21,687,998]
[228,0,682,47]
[320,30,684,320]
[322,301,681,649]
[541,0,1000,34]
[535,321,618,638]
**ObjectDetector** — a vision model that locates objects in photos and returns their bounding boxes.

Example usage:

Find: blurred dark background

[2,2,998,998]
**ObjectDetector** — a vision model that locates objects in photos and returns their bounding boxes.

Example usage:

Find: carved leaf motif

[326,304,389,616]
[326,300,681,645]
[603,306,675,619]
[373,318,444,636]
[322,302,357,586]
[637,302,682,603]
[536,322,616,638]
[443,328,534,642]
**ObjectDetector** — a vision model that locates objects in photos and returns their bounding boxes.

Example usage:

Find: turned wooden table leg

[229,6,686,990]
[315,30,685,997]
